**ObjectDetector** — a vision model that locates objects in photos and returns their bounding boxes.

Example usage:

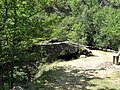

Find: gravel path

[57,50,115,69]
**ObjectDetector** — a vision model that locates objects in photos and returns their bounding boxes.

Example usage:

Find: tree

[94,6,120,50]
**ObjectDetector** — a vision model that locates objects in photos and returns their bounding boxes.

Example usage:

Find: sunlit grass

[88,78,120,90]
[88,71,120,90]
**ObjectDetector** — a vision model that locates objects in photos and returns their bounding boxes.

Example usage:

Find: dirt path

[57,50,114,69]
[32,50,120,90]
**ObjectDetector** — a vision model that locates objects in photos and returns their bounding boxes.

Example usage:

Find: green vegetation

[0,0,120,89]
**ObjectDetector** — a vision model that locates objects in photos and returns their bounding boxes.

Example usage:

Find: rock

[80,47,93,56]
[30,41,81,62]
[85,46,98,50]
[106,49,112,52]
[98,0,110,7]
[48,38,62,43]
[103,48,107,51]
[80,55,86,58]
[12,86,24,90]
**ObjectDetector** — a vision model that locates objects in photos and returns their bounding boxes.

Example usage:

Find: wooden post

[116,56,119,64]
[113,56,116,64]
[113,51,119,65]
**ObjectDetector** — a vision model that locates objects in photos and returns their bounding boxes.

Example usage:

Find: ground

[31,50,120,90]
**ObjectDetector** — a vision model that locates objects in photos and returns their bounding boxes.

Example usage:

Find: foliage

[94,7,120,50]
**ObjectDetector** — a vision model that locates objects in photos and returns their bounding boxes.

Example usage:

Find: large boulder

[30,41,81,62]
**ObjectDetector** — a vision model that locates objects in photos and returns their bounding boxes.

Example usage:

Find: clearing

[31,50,120,90]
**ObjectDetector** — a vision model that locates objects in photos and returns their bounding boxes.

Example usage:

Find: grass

[88,78,120,90]
[88,70,120,90]
[31,66,120,90]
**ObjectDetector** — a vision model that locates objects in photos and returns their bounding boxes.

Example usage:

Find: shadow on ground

[31,67,104,90]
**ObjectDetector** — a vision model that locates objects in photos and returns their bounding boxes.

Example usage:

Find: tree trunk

[10,0,17,89]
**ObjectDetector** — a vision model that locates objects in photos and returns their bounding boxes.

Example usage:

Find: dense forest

[0,0,120,89]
